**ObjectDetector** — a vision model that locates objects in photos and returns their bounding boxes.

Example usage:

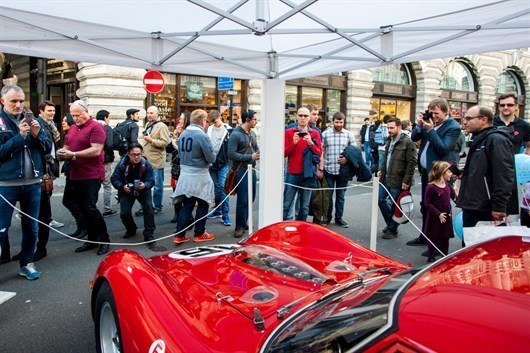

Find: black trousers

[71,179,110,242]
[119,191,155,239]
[62,177,85,230]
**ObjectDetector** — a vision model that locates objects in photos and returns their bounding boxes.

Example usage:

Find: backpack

[373,125,387,146]
[112,121,131,152]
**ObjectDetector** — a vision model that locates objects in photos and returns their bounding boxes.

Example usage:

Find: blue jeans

[363,141,374,167]
[235,167,257,229]
[0,183,41,267]
[152,168,164,210]
[324,172,348,221]
[283,173,316,221]
[378,181,402,234]
[210,165,229,215]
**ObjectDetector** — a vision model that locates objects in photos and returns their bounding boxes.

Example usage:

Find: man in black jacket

[111,142,160,251]
[96,110,117,217]
[456,105,514,243]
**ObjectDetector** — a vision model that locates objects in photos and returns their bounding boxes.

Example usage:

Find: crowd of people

[0,82,525,280]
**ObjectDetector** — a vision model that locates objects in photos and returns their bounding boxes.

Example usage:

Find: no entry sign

[143,70,164,93]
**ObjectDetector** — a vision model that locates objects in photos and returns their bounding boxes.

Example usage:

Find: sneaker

[207,211,222,219]
[135,209,144,217]
[382,229,398,239]
[335,218,349,228]
[193,232,215,242]
[153,208,162,215]
[102,210,117,218]
[49,220,64,228]
[222,214,231,226]
[173,235,190,244]
[19,263,40,280]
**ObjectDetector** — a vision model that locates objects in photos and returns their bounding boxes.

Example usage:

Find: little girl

[424,161,457,262]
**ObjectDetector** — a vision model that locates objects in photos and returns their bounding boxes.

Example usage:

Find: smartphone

[298,131,308,137]
[134,179,141,188]
[24,111,34,125]
[142,131,148,136]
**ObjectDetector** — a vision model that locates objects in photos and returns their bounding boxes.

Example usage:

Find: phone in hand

[134,179,141,188]
[298,131,308,137]
[24,111,34,125]
[142,131,148,136]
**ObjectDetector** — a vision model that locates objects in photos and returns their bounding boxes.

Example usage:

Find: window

[153,73,177,129]
[496,70,522,95]
[179,75,217,105]
[372,64,410,85]
[441,61,474,92]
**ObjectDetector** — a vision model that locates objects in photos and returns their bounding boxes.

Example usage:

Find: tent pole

[259,79,285,228]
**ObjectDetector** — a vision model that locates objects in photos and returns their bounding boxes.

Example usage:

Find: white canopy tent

[1,0,529,228]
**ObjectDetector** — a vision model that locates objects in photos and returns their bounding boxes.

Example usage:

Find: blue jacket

[411,117,461,173]
[111,156,155,194]
[0,110,52,181]
[340,145,372,182]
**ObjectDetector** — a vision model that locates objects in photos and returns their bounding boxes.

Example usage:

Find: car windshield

[265,270,415,353]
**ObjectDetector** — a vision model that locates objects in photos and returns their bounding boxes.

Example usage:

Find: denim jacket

[0,110,52,181]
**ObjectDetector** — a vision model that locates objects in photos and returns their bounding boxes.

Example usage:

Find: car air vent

[240,286,279,304]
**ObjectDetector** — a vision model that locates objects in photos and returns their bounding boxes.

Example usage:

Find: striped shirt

[322,128,356,175]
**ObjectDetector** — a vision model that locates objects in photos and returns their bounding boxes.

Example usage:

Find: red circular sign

[143,70,165,93]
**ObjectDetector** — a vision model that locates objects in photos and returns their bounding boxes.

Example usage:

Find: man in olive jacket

[377,118,417,238]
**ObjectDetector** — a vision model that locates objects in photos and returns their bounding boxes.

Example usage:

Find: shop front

[285,74,346,129]
[147,73,247,132]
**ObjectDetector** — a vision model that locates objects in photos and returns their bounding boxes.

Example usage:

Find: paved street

[0,169,461,352]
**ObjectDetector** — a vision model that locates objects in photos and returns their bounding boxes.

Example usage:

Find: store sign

[186,82,203,100]
[218,77,234,90]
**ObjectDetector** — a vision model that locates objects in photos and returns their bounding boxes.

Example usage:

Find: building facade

[1,49,529,139]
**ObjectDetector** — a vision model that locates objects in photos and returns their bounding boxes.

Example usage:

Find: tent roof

[1,0,529,79]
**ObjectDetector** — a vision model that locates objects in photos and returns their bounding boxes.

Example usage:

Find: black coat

[456,127,516,214]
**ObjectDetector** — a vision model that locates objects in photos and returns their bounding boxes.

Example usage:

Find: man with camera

[111,142,160,249]
[0,85,51,280]
[409,98,461,246]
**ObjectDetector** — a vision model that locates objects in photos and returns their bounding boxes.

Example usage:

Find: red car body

[91,221,530,353]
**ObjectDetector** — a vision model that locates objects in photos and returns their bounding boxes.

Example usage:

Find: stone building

[1,48,529,140]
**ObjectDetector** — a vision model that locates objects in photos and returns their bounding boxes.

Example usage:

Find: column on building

[76,63,146,125]
[346,69,374,140]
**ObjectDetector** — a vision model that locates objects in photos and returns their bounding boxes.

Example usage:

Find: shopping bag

[463,217,530,246]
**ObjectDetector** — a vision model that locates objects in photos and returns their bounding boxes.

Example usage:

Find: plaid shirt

[322,128,356,175]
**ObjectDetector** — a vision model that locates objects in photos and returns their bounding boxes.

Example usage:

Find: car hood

[150,243,406,326]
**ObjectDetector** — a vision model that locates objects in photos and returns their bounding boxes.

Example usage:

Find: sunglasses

[499,103,516,108]
[463,115,484,121]
[297,114,309,117]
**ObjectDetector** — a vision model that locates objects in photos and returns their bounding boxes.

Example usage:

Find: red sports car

[90,221,530,353]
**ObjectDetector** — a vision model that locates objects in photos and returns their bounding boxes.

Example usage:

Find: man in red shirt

[58,100,110,255]
[283,106,322,221]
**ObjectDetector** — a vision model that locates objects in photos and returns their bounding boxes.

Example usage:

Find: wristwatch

[72,152,77,160]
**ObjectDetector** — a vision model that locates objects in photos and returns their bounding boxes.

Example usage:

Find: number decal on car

[168,244,240,259]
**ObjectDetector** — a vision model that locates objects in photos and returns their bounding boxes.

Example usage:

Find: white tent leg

[259,78,285,228]
[370,176,380,251]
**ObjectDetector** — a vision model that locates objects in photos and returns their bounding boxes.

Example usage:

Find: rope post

[370,176,380,251]
[248,164,253,234]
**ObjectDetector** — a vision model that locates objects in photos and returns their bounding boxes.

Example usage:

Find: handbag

[224,136,253,196]
[40,173,54,195]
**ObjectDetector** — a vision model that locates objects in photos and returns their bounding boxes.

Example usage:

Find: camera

[142,131,148,136]
[126,183,134,189]
[423,109,433,121]
[24,111,34,125]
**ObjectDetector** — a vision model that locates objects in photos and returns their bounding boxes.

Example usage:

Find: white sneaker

[49,220,64,228]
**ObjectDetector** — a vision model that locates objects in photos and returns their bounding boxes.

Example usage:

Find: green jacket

[380,133,417,188]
